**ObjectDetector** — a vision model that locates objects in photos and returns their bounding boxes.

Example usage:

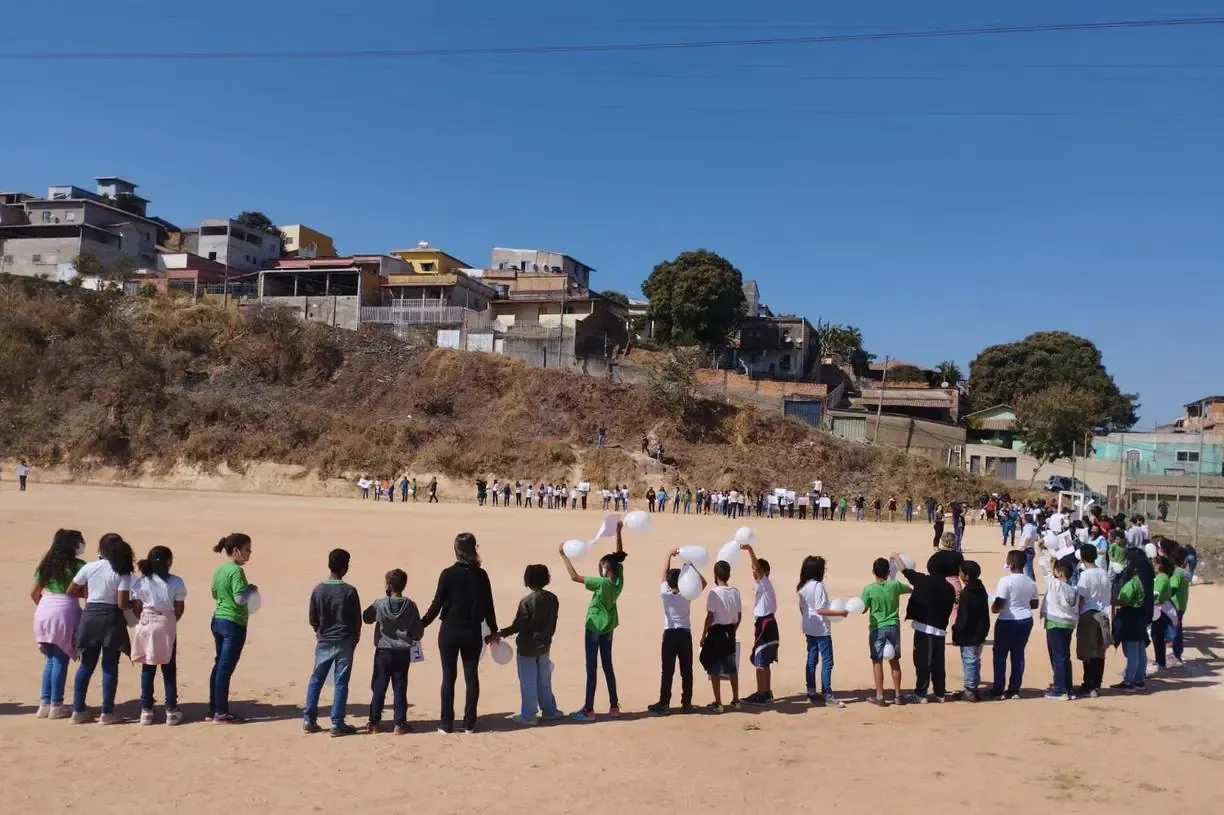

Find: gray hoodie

[362,596,425,651]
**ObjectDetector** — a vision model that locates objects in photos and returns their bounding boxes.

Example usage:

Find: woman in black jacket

[422,533,498,733]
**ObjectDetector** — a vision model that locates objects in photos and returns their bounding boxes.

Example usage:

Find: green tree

[932,360,964,389]
[966,331,1138,429]
[888,364,927,383]
[236,211,279,235]
[100,192,145,217]
[1014,384,1101,482]
[644,346,702,417]
[641,250,746,346]
[72,252,104,278]
[600,290,630,307]
[816,322,874,375]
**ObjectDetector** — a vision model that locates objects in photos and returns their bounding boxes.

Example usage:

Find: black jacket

[902,568,956,632]
[951,581,990,647]
[421,562,497,635]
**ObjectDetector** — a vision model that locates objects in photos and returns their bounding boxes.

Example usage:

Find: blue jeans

[583,629,618,711]
[209,618,247,717]
[804,635,834,696]
[305,640,356,726]
[991,617,1033,695]
[1046,627,1073,694]
[39,644,70,705]
[1023,548,1036,581]
[1123,639,1147,685]
[1172,610,1185,660]
[140,647,179,709]
[960,644,982,690]
[954,521,965,551]
[73,645,120,714]
[516,653,560,721]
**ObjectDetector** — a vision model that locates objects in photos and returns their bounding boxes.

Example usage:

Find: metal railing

[361,305,492,328]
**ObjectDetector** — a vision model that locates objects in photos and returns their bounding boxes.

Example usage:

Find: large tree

[816,322,874,375]
[966,331,1138,429]
[641,250,746,346]
[600,290,630,307]
[1015,384,1100,481]
[932,360,964,389]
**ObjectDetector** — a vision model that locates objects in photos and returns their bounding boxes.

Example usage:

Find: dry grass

[0,276,1000,499]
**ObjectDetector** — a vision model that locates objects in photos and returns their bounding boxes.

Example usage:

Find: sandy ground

[2,485,1222,815]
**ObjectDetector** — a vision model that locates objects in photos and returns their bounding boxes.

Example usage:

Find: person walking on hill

[427,478,439,504]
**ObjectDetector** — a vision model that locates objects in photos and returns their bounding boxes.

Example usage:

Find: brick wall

[696,369,828,399]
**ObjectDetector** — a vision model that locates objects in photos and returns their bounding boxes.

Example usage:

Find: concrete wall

[198,222,280,272]
[1,236,84,276]
[491,248,591,288]
[696,369,828,400]
[260,295,360,330]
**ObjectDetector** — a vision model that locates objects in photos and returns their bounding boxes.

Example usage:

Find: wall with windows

[1092,432,1224,477]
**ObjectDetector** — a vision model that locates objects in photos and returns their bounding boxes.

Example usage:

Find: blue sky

[3,2,1221,426]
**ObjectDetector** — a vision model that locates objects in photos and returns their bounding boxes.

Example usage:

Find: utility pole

[1117,431,1125,514]
[1193,400,1205,548]
[873,356,889,443]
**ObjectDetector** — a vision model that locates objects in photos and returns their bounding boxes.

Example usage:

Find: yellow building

[389,241,471,274]
[279,224,337,258]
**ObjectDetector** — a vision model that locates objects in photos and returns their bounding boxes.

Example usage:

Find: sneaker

[436,725,453,734]
[905,694,928,705]
[1146,664,1162,677]
[823,695,845,709]
[679,704,697,714]
[71,711,93,724]
[462,725,476,734]
[302,720,323,734]
[870,696,888,707]
[330,723,358,738]
[743,692,771,706]
[962,691,979,703]
[36,704,50,719]
[1044,691,1069,700]
[166,709,183,726]
[393,724,412,735]
[987,689,1004,700]
[1003,692,1019,701]
[140,709,156,726]
[706,702,724,714]
[728,699,742,711]
[608,706,622,719]
[1109,682,1135,691]
[1167,656,1184,669]
[646,702,670,715]
[893,695,906,706]
[98,713,121,726]
[48,705,70,720]
[928,695,946,704]
[1084,688,1100,699]
[1132,682,1146,692]
[805,690,820,702]
[365,721,380,735]
[510,715,539,726]
[212,713,242,724]
[570,709,595,722]
[540,711,565,721]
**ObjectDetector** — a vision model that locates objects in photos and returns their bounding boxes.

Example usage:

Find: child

[741,544,778,706]
[1168,547,1190,667]
[950,560,990,701]
[796,556,848,707]
[130,546,187,725]
[858,557,910,706]
[364,568,424,734]
[1074,543,1112,698]
[68,533,135,724]
[1111,548,1150,691]
[648,550,706,715]
[304,549,362,736]
[499,564,562,725]
[1148,555,1175,675]
[1040,561,1079,699]
[699,560,742,712]
[897,551,957,703]
[209,533,256,724]
[990,549,1038,699]
[560,523,626,721]
[31,529,87,720]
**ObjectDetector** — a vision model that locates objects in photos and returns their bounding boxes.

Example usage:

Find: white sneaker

[1146,664,1161,677]
[98,713,121,726]
[36,704,50,719]
[71,711,93,724]
[140,709,156,726]
[1168,656,1184,669]
[48,705,71,720]
[166,709,183,726]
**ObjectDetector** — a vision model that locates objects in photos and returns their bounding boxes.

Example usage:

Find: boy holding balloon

[648,549,707,714]
[859,557,911,706]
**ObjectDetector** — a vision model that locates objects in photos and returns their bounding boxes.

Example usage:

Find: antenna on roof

[418,240,429,249]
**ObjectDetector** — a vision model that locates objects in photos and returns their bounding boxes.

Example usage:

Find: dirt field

[2,485,1222,815]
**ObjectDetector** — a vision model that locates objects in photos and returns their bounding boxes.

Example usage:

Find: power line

[3,16,1223,61]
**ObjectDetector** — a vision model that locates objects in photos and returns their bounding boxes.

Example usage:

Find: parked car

[1045,475,1091,494]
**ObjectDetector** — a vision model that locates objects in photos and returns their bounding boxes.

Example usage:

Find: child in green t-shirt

[1168,547,1191,666]
[560,522,626,721]
[858,557,911,706]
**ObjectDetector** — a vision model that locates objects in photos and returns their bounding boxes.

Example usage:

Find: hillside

[0,275,997,499]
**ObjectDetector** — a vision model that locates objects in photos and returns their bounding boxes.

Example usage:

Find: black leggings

[438,626,482,730]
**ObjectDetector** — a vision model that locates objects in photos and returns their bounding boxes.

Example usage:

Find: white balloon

[245,590,262,615]
[1144,543,1158,559]
[677,565,703,601]
[845,597,865,615]
[490,639,513,665]
[1109,560,1125,575]
[881,642,897,661]
[677,545,709,569]
[716,540,742,568]
[624,510,652,532]
[734,526,756,545]
[563,539,587,559]
[829,598,847,613]
[899,553,916,571]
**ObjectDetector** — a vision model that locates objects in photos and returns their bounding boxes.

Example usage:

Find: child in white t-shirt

[130,546,187,726]
[741,544,779,705]
[700,561,742,712]
[796,555,849,706]
[648,550,706,715]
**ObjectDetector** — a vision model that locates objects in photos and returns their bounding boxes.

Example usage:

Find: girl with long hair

[208,533,257,723]
[131,546,187,725]
[68,533,134,724]
[31,529,87,719]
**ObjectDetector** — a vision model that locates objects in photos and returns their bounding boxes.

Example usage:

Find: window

[2,255,12,264]
[1176,451,1200,463]
[32,254,43,263]
[41,211,51,222]
[420,262,435,271]
[781,354,792,371]
[208,252,217,261]
[66,211,76,222]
